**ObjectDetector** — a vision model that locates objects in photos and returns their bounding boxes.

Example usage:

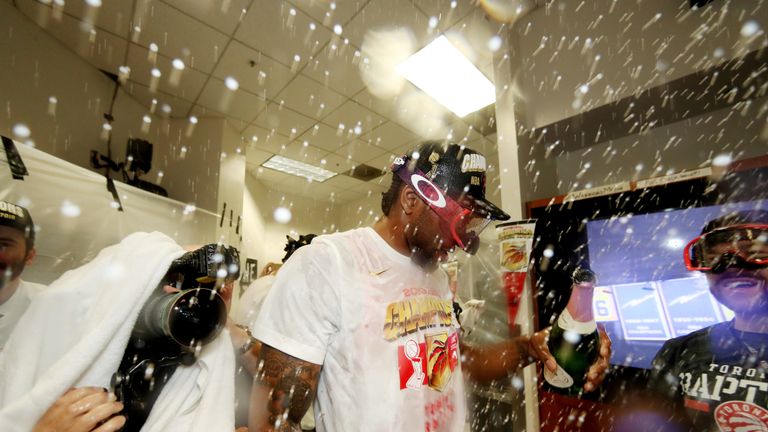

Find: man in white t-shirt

[249,141,611,432]
[0,200,45,350]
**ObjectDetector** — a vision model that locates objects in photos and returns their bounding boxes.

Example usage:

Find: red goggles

[394,167,491,255]
[684,224,768,272]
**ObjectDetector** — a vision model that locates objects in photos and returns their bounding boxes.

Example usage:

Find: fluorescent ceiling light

[262,155,336,183]
[396,35,495,117]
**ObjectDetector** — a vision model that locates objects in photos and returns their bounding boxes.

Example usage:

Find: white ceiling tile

[323,174,365,191]
[363,151,397,172]
[392,141,418,157]
[412,0,476,31]
[275,74,346,119]
[252,103,315,138]
[16,0,127,74]
[297,122,351,153]
[334,138,388,164]
[61,0,134,37]
[245,147,273,167]
[122,82,194,118]
[254,171,339,201]
[287,0,365,28]
[302,40,366,97]
[276,141,328,167]
[236,1,332,69]
[347,176,390,194]
[361,121,419,152]
[242,126,291,154]
[189,104,225,119]
[322,100,385,135]
[212,40,294,101]
[332,188,366,203]
[196,78,268,122]
[351,87,401,120]
[443,8,505,81]
[133,1,229,73]
[162,0,251,35]
[342,0,432,49]
[125,44,208,102]
[319,151,356,174]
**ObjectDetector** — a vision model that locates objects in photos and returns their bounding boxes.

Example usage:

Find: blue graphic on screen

[612,282,670,340]
[586,200,765,369]
[658,277,724,337]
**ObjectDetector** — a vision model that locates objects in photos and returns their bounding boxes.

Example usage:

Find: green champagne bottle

[543,268,600,396]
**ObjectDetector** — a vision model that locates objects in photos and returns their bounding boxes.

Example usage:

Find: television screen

[584,201,765,368]
[529,164,768,404]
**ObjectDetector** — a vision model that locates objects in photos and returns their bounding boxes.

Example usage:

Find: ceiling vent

[343,164,386,182]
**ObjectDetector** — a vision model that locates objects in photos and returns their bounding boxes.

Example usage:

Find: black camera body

[112,244,240,431]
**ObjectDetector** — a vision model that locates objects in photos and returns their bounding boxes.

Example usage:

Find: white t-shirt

[0,280,46,350]
[252,227,466,432]
[234,274,276,325]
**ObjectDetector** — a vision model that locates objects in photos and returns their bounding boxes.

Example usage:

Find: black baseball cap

[393,141,510,221]
[0,200,35,246]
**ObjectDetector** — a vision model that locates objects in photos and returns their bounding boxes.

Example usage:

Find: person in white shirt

[248,141,612,432]
[0,200,45,350]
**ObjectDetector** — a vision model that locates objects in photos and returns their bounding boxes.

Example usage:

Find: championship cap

[392,141,510,221]
[0,200,35,246]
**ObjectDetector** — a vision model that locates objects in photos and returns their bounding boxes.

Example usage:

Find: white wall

[1,143,219,285]
[513,0,767,128]
[216,121,246,246]
[0,2,224,212]
[0,0,120,165]
[554,95,768,191]
[241,174,340,269]
[335,192,381,232]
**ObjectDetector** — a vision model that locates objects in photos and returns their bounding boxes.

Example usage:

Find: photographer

[0,232,238,432]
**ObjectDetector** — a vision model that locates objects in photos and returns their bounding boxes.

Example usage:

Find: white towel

[0,231,235,431]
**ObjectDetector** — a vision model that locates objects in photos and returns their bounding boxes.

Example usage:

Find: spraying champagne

[543,268,600,396]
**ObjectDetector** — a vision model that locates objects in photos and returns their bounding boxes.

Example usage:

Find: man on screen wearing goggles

[646,210,768,432]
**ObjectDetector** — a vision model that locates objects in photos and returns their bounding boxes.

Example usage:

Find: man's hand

[530,325,612,392]
[584,324,611,392]
[33,387,125,432]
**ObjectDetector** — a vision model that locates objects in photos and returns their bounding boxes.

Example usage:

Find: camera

[112,244,240,431]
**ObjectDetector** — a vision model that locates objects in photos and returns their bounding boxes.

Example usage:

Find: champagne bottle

[543,268,600,396]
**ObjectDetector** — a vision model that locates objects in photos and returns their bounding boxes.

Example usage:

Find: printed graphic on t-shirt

[678,361,768,430]
[398,332,459,392]
[383,296,454,341]
[713,401,768,431]
[399,339,428,390]
[424,392,457,432]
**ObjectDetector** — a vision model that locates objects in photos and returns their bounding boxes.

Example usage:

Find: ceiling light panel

[397,35,496,117]
[261,155,337,183]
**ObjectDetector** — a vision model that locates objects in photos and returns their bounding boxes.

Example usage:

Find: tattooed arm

[249,344,322,432]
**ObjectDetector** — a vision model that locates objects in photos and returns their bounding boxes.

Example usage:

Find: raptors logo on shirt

[714,401,768,431]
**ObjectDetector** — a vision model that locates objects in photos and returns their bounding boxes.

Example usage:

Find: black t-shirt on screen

[649,321,768,431]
